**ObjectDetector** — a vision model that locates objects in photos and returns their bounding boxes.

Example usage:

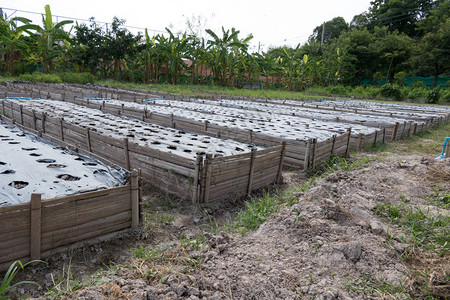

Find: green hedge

[16,72,97,84]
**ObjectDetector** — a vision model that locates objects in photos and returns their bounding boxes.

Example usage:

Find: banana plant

[33,5,73,72]
[0,13,35,75]
[206,27,251,86]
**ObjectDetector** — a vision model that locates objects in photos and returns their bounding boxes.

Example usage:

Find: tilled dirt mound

[21,154,450,299]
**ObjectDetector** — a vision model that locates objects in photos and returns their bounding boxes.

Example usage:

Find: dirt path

[7,152,450,299]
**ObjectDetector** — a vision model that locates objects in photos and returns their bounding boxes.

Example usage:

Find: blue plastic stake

[436,137,450,159]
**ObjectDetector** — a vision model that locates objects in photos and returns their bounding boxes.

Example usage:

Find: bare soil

[8,153,450,299]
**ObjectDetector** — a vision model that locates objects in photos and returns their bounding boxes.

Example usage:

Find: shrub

[17,73,62,83]
[405,87,428,100]
[380,84,402,100]
[57,72,97,84]
[394,71,407,86]
[328,85,350,95]
[373,72,384,85]
[441,89,450,102]
[427,88,441,104]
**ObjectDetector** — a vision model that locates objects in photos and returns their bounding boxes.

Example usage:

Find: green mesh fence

[362,76,449,88]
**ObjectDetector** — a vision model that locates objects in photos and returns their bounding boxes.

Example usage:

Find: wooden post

[30,193,42,260]
[445,142,450,159]
[59,118,64,141]
[357,133,363,151]
[401,121,407,138]
[32,110,37,130]
[123,138,131,170]
[203,154,213,202]
[382,128,386,144]
[392,122,399,141]
[41,113,46,133]
[193,155,203,204]
[247,149,257,195]
[345,128,352,158]
[86,128,92,152]
[170,114,174,127]
[131,169,139,229]
[406,121,412,137]
[331,135,336,155]
[304,139,312,171]
[204,120,209,132]
[248,129,253,142]
[412,123,417,135]
[373,130,378,146]
[276,142,286,184]
[19,105,24,125]
[311,139,317,171]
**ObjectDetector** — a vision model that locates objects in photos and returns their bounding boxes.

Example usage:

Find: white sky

[1,0,373,52]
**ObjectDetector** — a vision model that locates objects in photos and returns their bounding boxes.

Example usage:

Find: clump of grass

[374,202,449,255]
[343,273,411,299]
[428,187,450,209]
[129,234,207,282]
[231,190,282,235]
[0,260,43,299]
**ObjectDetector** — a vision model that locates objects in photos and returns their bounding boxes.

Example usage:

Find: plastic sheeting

[0,122,128,207]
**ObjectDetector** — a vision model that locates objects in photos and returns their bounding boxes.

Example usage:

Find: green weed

[0,260,44,299]
[374,202,449,255]
[343,273,411,299]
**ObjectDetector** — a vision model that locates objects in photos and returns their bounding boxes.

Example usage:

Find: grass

[0,260,43,299]
[208,155,376,236]
[368,122,450,156]
[343,273,411,299]
[374,201,449,255]
[96,80,324,101]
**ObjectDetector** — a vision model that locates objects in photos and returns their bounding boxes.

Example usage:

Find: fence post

[85,128,92,152]
[304,139,312,171]
[204,154,213,202]
[445,143,450,159]
[123,138,131,170]
[276,142,286,184]
[193,155,203,204]
[204,120,209,132]
[19,105,23,125]
[358,133,363,151]
[412,123,417,135]
[41,113,46,134]
[30,193,42,260]
[32,110,37,130]
[345,128,352,158]
[311,139,317,171]
[392,122,399,141]
[59,118,64,141]
[331,134,336,155]
[247,149,257,195]
[248,129,253,142]
[131,169,139,229]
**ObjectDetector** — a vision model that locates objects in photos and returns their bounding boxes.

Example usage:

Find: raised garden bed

[1,99,285,203]
[0,121,138,272]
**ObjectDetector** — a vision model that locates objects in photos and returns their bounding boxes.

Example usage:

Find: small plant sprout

[0,260,44,298]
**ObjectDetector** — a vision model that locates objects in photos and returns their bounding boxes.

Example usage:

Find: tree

[371,27,413,82]
[414,19,450,87]
[105,17,141,80]
[71,18,107,75]
[310,17,349,44]
[367,0,436,37]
